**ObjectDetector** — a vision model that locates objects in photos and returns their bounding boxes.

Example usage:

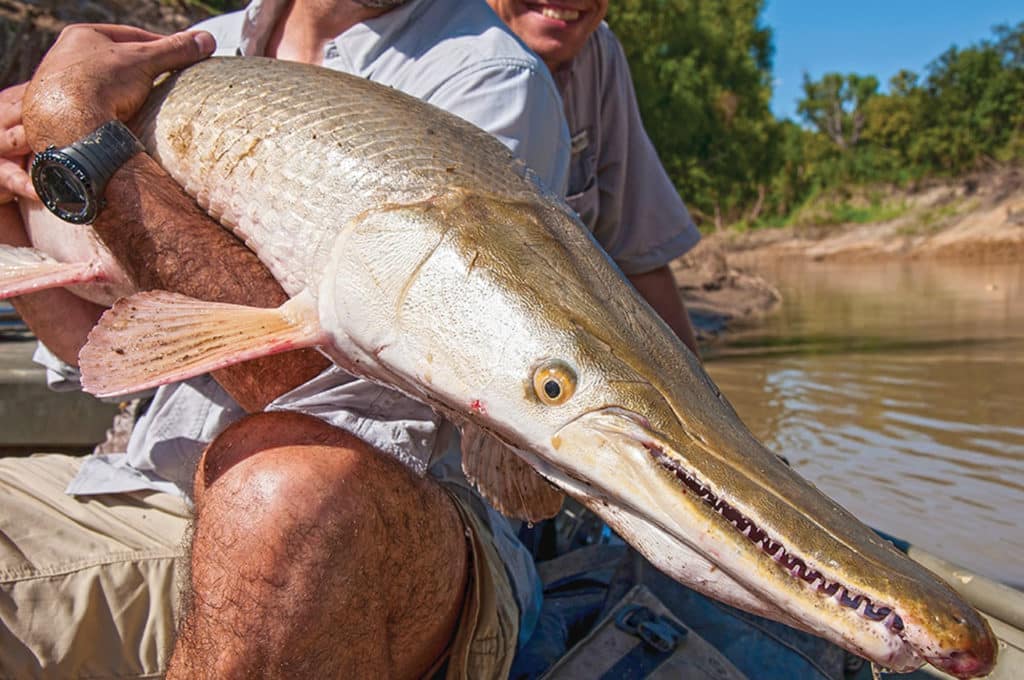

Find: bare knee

[173,412,467,679]
[194,412,461,560]
[193,411,358,504]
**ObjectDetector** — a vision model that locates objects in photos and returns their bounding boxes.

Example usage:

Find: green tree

[912,34,1024,172]
[861,70,924,177]
[602,9,1022,229]
[797,73,879,152]
[607,0,778,227]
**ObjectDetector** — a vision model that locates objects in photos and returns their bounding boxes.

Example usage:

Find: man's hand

[23,24,215,150]
[0,82,37,203]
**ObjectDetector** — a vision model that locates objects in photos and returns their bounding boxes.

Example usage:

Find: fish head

[321,191,996,677]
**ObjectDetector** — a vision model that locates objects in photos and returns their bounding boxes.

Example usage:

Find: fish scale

[135,58,541,295]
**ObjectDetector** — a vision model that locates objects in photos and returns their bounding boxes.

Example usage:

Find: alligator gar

[72,57,996,677]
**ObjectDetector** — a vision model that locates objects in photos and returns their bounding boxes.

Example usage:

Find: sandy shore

[716,170,1024,268]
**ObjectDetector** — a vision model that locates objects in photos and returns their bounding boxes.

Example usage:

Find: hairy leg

[169,412,468,679]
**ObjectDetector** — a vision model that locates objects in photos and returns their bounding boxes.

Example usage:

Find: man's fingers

[0,82,27,129]
[44,25,215,82]
[0,157,36,202]
[55,24,168,47]
[0,125,29,158]
[136,30,217,80]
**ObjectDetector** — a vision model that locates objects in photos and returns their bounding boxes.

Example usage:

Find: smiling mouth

[529,4,581,21]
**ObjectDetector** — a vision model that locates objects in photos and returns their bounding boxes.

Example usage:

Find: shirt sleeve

[32,342,82,392]
[591,31,700,275]
[428,59,571,197]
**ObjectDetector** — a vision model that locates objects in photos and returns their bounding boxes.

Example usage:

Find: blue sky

[763,1,1022,120]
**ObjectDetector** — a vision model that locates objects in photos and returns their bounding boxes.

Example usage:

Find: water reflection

[706,261,1024,586]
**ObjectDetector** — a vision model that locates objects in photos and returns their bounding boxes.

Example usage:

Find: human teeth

[541,7,580,20]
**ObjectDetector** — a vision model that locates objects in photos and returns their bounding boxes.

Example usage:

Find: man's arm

[92,152,331,410]
[21,25,329,410]
[627,265,699,357]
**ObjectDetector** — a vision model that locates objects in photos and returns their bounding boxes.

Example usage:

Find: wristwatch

[30,120,145,225]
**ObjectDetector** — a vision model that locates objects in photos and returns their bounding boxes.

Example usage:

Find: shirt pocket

[566,133,599,233]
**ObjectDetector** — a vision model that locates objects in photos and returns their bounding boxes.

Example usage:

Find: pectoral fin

[461,423,563,522]
[0,245,100,298]
[80,289,326,398]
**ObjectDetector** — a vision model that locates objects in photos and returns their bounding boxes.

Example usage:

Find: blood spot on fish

[470,399,486,415]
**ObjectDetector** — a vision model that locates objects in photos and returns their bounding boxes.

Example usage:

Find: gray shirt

[556,23,700,275]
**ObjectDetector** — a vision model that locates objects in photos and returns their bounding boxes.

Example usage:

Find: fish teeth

[540,6,580,20]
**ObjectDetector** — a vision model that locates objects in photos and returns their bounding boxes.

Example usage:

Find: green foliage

[608,7,1024,230]
[779,186,908,230]
[606,0,778,227]
[798,73,879,151]
[899,197,980,236]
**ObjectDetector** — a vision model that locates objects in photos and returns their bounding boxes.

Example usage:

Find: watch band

[31,120,145,224]
[62,119,145,190]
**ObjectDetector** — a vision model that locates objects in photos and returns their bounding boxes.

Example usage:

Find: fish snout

[927,645,996,679]
[918,615,998,678]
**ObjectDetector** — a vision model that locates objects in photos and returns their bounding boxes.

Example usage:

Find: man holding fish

[0,1,999,679]
[0,0,705,677]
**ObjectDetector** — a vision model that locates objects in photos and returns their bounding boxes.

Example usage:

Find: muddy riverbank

[713,169,1024,267]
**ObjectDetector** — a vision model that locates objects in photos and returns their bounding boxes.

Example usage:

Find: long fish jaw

[541,404,996,678]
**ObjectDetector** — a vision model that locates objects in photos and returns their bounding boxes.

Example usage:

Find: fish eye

[533,361,577,406]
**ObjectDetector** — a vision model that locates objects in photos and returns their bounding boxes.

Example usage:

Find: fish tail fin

[0,245,102,298]
[80,290,325,397]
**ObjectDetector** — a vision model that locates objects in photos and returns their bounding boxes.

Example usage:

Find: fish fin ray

[80,290,325,397]
[0,245,100,298]
[461,423,563,522]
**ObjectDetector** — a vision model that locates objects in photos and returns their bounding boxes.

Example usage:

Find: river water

[703,260,1024,587]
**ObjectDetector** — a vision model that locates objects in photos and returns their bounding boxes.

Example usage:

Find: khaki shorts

[0,453,518,679]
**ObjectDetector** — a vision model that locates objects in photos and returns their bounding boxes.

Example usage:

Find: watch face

[31,152,97,224]
[37,165,89,218]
